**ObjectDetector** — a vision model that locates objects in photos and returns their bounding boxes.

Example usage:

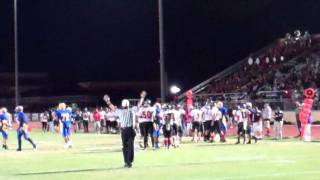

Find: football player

[245,102,253,144]
[172,104,185,147]
[217,101,228,142]
[15,106,37,151]
[235,105,247,144]
[106,107,118,134]
[274,107,284,140]
[137,99,155,150]
[0,108,9,149]
[211,103,223,142]
[190,105,203,142]
[251,106,262,143]
[152,102,162,150]
[201,103,214,142]
[262,103,272,137]
[56,103,73,149]
[162,106,173,149]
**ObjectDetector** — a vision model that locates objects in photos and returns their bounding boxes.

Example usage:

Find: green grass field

[0,131,320,180]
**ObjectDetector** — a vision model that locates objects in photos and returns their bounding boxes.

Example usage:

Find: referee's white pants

[274,121,283,140]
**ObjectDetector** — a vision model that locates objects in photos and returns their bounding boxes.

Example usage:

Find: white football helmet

[122,99,130,108]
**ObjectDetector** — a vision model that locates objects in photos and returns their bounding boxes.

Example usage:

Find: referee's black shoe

[124,163,132,168]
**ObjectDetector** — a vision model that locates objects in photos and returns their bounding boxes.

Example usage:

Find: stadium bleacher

[181,31,320,111]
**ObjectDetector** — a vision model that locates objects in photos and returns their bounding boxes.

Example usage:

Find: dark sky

[1,0,320,91]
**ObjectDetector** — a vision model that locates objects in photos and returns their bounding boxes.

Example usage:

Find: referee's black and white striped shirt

[116,108,134,128]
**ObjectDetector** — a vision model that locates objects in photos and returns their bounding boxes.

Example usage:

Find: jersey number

[142,111,152,119]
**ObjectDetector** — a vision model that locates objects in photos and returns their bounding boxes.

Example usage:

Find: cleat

[68,141,73,148]
[64,143,69,149]
[139,142,144,149]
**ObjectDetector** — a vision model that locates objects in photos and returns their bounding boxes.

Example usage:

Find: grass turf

[0,131,320,180]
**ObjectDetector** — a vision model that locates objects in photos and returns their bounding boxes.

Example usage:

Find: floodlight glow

[170,85,181,94]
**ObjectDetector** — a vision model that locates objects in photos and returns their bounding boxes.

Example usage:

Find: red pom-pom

[304,88,315,98]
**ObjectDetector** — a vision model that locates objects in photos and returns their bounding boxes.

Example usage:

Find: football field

[0,130,320,180]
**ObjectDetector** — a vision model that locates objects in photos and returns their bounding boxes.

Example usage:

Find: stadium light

[255,58,260,65]
[265,57,270,64]
[170,85,181,94]
[273,57,277,63]
[248,57,253,65]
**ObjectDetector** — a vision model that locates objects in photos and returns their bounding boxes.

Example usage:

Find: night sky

[1,0,320,92]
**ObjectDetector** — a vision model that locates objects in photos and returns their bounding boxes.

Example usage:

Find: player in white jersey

[211,103,224,142]
[190,106,203,142]
[106,108,118,133]
[172,104,185,147]
[235,105,246,144]
[137,99,155,150]
[162,106,173,149]
[251,106,262,142]
[201,104,214,142]
[99,108,107,133]
[262,103,272,137]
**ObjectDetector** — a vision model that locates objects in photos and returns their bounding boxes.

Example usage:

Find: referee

[103,92,145,168]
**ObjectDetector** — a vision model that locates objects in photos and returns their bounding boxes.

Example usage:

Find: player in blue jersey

[0,108,9,150]
[152,102,161,150]
[15,106,37,151]
[56,103,73,149]
[217,101,228,142]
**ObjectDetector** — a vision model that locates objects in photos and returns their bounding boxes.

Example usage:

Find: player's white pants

[183,122,192,136]
[274,121,283,140]
[303,124,312,142]
[252,122,262,138]
[48,121,54,132]
[264,120,270,129]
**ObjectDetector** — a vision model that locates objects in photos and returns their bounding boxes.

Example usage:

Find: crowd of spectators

[202,30,317,101]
